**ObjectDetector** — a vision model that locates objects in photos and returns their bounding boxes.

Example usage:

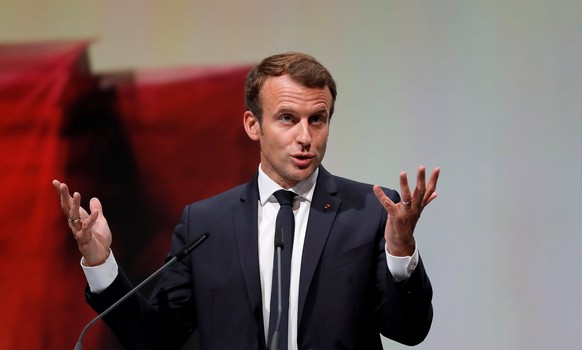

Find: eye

[309,115,327,125]
[280,114,294,123]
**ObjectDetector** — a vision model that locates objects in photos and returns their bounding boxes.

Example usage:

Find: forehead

[260,75,332,113]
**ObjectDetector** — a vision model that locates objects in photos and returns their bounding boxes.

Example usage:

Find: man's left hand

[373,166,440,256]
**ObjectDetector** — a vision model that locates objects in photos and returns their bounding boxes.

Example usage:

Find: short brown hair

[245,52,337,122]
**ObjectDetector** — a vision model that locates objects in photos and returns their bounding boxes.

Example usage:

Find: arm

[84,206,196,350]
[376,251,433,345]
[52,180,193,350]
[372,166,440,345]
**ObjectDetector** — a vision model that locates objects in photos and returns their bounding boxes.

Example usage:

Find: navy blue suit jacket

[87,166,433,350]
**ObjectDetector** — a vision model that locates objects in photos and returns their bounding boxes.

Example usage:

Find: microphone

[73,232,210,350]
[269,227,284,350]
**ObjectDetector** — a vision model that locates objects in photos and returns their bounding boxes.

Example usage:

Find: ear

[243,111,260,141]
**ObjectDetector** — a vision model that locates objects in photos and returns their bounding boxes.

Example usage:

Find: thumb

[89,197,103,216]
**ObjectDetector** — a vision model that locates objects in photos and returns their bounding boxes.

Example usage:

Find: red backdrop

[0,40,258,349]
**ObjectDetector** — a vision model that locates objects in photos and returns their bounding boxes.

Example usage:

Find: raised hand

[52,180,112,266]
[373,166,440,256]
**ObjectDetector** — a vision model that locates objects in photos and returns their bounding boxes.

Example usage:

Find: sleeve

[83,206,196,350]
[375,188,433,346]
[81,249,118,293]
[384,239,420,282]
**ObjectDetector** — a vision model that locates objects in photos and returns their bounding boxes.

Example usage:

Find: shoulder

[175,182,252,232]
[187,183,248,211]
[325,171,400,203]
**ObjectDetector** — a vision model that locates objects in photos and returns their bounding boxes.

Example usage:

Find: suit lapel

[232,175,265,337]
[232,168,342,340]
[297,167,340,324]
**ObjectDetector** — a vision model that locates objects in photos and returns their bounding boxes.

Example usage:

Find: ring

[68,216,81,224]
[401,201,412,206]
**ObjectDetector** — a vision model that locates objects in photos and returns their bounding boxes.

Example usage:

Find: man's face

[244,74,332,189]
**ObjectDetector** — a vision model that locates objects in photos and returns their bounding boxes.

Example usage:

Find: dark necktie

[268,190,297,350]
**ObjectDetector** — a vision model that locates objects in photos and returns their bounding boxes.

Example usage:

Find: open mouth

[292,154,314,168]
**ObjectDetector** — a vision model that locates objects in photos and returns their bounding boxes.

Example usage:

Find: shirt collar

[257,165,319,206]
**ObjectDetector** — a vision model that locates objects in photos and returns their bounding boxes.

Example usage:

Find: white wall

[2,1,581,349]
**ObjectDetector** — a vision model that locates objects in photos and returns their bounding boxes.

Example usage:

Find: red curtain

[0,41,257,349]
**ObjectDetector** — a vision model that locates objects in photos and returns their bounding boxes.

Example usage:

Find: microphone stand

[74,233,209,350]
[270,228,284,350]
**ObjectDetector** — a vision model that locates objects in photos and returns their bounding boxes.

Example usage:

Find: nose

[296,120,312,146]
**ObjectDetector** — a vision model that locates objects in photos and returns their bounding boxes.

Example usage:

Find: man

[53,52,440,350]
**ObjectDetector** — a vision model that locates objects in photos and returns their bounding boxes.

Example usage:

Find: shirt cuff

[80,250,119,294]
[385,240,419,282]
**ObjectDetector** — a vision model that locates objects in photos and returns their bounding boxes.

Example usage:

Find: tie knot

[273,190,296,206]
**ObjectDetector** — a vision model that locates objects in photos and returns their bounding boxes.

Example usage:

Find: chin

[293,166,317,179]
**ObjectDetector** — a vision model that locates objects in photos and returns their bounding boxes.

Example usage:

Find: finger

[412,166,427,208]
[416,166,426,192]
[89,197,103,217]
[70,192,82,217]
[75,210,98,245]
[83,209,98,229]
[424,192,438,206]
[423,167,441,204]
[373,185,396,211]
[52,179,62,192]
[399,171,413,204]
[428,167,440,191]
[66,192,83,229]
[54,181,73,212]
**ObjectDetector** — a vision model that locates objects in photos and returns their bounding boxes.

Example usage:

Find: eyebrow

[276,107,329,116]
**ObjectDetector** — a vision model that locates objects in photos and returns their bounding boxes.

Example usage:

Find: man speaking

[53,52,440,350]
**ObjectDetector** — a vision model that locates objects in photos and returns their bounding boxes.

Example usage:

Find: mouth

[291,154,315,168]
[293,154,313,160]
[292,152,314,160]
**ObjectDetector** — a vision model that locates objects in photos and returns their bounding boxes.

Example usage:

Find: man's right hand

[52,180,112,266]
